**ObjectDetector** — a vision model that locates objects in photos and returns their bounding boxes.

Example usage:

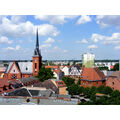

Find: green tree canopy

[111,63,119,71]
[37,67,54,82]
[67,84,81,95]
[62,77,75,87]
[77,78,81,85]
[98,66,108,70]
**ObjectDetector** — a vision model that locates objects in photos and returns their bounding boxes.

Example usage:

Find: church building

[4,29,42,80]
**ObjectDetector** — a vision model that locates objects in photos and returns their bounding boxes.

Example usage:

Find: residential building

[106,71,120,91]
[81,67,106,88]
[55,80,67,95]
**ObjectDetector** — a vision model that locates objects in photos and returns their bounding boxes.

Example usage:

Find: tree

[77,78,81,85]
[37,67,54,82]
[111,63,119,71]
[98,66,108,70]
[103,86,113,95]
[97,85,105,94]
[62,77,75,87]
[67,84,81,95]
[111,90,120,98]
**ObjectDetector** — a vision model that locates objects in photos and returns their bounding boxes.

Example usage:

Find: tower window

[35,63,37,69]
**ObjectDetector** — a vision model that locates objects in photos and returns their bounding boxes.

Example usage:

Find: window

[35,63,37,69]
[112,82,114,85]
[11,74,17,79]
[26,67,28,70]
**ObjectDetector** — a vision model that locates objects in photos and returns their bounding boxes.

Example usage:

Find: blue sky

[0,15,120,60]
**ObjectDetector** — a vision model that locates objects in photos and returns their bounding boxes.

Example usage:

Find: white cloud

[96,15,120,28]
[0,36,13,44]
[114,46,120,50]
[0,16,59,38]
[88,44,98,49]
[91,33,120,44]
[11,15,26,24]
[75,40,81,44]
[4,45,21,51]
[75,39,88,44]
[44,37,55,44]
[40,44,52,49]
[16,45,21,50]
[38,24,59,36]
[35,15,78,24]
[63,50,68,53]
[76,15,91,24]
[81,39,88,44]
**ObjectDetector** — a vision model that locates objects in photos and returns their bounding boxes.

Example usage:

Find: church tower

[33,29,42,76]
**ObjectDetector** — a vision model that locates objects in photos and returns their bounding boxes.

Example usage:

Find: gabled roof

[81,67,105,81]
[32,80,58,93]
[18,62,33,74]
[6,61,33,74]
[5,62,13,73]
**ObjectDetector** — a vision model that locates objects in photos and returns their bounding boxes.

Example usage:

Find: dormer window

[26,67,28,70]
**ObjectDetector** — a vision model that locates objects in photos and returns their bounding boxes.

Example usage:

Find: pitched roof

[6,61,33,74]
[18,76,39,84]
[6,88,31,97]
[110,71,120,79]
[32,80,58,93]
[18,62,33,74]
[5,62,13,73]
[0,79,9,87]
[45,66,59,69]
[53,69,60,74]
[81,67,105,81]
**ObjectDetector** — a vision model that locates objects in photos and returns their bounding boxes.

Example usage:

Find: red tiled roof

[81,67,105,81]
[53,69,60,74]
[55,81,66,87]
[45,66,59,69]
[0,79,9,87]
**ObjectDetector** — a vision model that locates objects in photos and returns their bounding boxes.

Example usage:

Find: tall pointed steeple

[34,28,41,56]
[36,28,39,49]
[33,28,42,76]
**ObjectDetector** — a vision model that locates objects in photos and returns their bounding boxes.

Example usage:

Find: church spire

[36,28,39,49]
[34,28,41,56]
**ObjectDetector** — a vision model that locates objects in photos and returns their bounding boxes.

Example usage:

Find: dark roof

[18,77,39,84]
[6,88,31,97]
[32,80,58,93]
